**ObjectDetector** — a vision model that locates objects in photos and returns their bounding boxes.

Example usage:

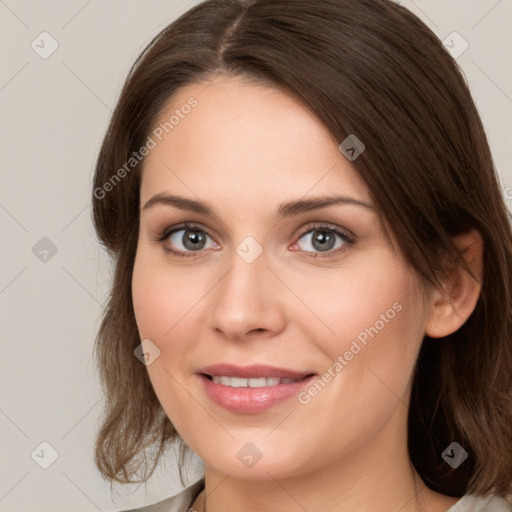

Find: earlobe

[425,229,484,339]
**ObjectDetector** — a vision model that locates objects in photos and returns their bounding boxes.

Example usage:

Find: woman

[92,0,512,511]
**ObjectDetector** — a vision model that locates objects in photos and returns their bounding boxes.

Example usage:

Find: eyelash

[156,222,355,260]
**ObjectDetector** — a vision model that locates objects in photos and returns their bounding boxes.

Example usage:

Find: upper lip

[197,364,315,379]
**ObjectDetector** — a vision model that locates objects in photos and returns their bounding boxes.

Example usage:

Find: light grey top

[118,478,511,512]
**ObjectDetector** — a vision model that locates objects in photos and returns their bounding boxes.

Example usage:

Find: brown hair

[92,0,512,498]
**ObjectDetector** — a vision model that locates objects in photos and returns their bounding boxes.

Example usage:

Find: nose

[206,249,287,342]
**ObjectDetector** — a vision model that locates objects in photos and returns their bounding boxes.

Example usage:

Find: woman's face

[132,75,429,480]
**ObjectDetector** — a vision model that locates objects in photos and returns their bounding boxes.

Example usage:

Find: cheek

[299,252,420,342]
[131,245,217,410]
[132,247,204,342]
[295,251,425,393]
[131,249,204,434]
[288,258,425,456]
[132,263,167,342]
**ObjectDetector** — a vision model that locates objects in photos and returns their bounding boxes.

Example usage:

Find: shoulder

[116,477,205,512]
[448,494,511,512]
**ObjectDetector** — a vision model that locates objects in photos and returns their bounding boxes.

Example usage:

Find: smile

[198,370,316,413]
[207,375,303,387]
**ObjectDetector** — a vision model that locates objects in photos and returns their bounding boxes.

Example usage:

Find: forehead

[140,75,372,210]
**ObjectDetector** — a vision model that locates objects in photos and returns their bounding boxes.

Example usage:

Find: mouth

[196,364,317,413]
[202,374,313,388]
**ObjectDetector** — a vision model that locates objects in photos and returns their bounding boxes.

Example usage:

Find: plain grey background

[1,1,511,511]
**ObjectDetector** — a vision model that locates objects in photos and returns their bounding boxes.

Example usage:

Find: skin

[131,75,483,512]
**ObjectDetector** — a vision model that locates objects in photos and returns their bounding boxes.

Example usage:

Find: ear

[425,229,484,338]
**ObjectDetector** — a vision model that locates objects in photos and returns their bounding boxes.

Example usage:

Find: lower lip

[198,374,316,413]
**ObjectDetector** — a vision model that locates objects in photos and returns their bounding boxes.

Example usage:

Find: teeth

[210,376,300,387]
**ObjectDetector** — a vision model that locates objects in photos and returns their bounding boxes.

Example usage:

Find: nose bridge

[207,245,285,340]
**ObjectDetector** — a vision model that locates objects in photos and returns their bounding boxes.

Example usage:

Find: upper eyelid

[160,222,216,240]
[300,222,355,240]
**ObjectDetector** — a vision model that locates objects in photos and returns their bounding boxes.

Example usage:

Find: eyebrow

[142,193,374,219]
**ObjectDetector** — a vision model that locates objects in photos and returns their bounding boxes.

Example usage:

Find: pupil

[313,230,335,252]
[184,230,205,250]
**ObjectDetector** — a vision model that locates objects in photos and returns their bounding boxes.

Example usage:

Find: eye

[293,223,354,257]
[157,222,355,260]
[158,223,219,257]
